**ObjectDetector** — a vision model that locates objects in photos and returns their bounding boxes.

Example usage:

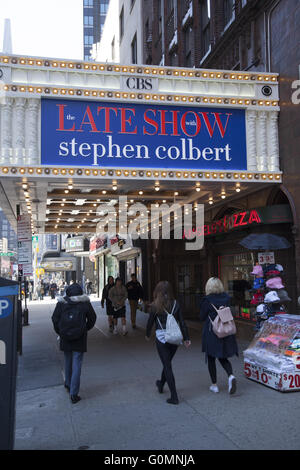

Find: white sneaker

[209,384,219,393]
[113,328,118,335]
[228,375,237,394]
[122,328,128,336]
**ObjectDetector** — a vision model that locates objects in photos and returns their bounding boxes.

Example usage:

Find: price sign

[258,252,275,265]
[244,361,300,392]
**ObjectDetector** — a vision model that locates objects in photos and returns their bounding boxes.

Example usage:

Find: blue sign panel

[0,298,13,319]
[41,98,247,171]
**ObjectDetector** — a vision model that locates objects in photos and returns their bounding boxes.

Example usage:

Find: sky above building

[0,0,83,60]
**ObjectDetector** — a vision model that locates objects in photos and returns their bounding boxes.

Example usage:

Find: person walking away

[101,276,115,332]
[199,277,238,394]
[51,282,97,404]
[108,277,128,336]
[145,281,191,405]
[50,281,58,299]
[126,273,144,329]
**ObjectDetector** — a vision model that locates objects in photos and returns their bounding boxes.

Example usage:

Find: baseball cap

[264,290,281,303]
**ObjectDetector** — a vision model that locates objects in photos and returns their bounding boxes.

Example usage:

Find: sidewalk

[15,298,300,450]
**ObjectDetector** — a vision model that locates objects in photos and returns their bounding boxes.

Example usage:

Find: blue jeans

[64,351,84,396]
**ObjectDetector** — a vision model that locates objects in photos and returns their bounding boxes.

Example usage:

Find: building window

[120,5,124,39]
[199,0,211,59]
[131,33,137,64]
[184,25,193,67]
[100,3,108,14]
[84,35,94,46]
[84,0,93,7]
[224,0,234,28]
[84,15,94,26]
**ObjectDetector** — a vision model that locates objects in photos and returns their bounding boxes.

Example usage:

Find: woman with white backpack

[145,281,191,405]
[200,277,238,395]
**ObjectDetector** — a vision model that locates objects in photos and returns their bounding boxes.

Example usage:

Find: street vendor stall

[243,314,300,391]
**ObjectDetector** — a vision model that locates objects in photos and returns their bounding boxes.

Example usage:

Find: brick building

[141,0,300,308]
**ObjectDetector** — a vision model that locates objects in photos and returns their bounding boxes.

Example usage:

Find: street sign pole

[16,205,29,327]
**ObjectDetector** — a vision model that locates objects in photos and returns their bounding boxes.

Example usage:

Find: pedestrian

[101,276,115,332]
[28,281,33,301]
[50,280,58,299]
[199,277,238,395]
[145,281,191,405]
[108,277,128,336]
[51,282,97,404]
[126,273,144,329]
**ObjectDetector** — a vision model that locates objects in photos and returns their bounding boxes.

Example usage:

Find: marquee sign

[41,98,247,171]
[183,204,293,238]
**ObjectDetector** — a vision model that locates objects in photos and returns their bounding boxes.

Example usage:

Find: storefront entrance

[176,263,204,318]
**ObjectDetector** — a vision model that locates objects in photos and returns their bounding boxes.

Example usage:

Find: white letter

[79,142,91,157]
[202,147,214,160]
[155,145,166,159]
[92,143,106,165]
[59,142,69,156]
[224,144,232,161]
[188,139,201,160]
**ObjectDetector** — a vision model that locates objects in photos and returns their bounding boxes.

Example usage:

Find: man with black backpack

[51,282,97,404]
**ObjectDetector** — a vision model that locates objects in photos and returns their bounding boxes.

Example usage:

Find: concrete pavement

[14,297,300,450]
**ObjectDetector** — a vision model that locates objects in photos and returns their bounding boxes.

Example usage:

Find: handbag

[156,301,183,345]
[209,303,237,339]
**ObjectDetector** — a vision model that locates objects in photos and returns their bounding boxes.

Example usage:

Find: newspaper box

[243,314,300,392]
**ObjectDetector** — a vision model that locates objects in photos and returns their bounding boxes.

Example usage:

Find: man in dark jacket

[126,274,144,329]
[51,283,97,403]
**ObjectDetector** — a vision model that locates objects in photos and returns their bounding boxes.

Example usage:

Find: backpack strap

[164,300,176,316]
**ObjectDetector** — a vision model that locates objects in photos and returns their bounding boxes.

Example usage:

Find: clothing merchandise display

[277,289,292,302]
[251,263,290,332]
[251,265,263,277]
[244,315,300,392]
[250,291,265,305]
[264,290,281,303]
[266,277,285,290]
[252,277,265,290]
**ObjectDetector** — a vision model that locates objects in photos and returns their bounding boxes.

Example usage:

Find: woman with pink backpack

[199,277,238,395]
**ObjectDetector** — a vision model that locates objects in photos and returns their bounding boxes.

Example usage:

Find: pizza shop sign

[183,209,262,238]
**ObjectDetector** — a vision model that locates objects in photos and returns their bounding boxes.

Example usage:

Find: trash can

[0,278,20,450]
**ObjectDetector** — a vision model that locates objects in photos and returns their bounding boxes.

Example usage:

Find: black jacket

[126,281,144,300]
[52,294,97,353]
[146,300,190,341]
[101,283,114,315]
[199,293,238,360]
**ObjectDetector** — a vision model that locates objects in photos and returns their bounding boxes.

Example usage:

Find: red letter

[239,211,248,226]
[97,107,118,133]
[200,112,232,138]
[248,210,262,224]
[56,104,75,131]
[119,108,137,134]
[181,111,201,137]
[78,105,99,132]
[143,109,159,135]
[158,110,180,136]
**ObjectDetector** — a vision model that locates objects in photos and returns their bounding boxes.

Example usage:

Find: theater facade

[0,53,296,323]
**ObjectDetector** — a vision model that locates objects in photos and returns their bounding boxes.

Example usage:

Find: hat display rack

[250,262,291,331]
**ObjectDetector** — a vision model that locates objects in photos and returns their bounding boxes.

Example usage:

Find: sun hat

[256,304,265,314]
[266,277,284,289]
[277,289,291,302]
[275,264,284,272]
[251,265,263,276]
[264,290,281,303]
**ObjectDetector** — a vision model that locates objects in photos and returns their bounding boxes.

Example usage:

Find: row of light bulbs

[2,166,282,182]
[1,56,278,83]
[3,84,279,108]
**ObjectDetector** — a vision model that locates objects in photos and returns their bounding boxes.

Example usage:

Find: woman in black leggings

[146,281,191,405]
[199,277,238,394]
